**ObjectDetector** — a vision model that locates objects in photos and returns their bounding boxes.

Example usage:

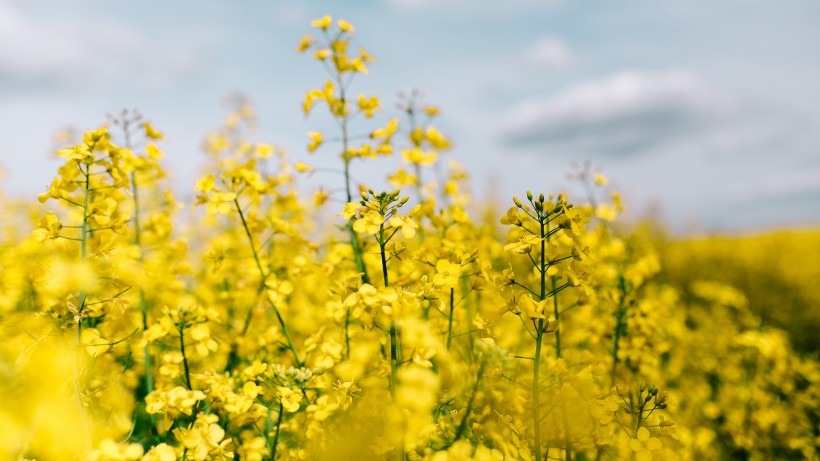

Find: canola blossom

[0,16,818,461]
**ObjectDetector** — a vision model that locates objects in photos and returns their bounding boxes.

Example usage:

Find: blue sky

[1,0,819,232]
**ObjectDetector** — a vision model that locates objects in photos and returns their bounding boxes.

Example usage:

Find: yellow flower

[519,295,548,320]
[294,161,314,172]
[313,48,330,60]
[174,414,233,461]
[88,439,144,461]
[296,33,315,52]
[80,328,111,357]
[433,259,461,288]
[142,444,177,461]
[357,95,380,117]
[358,47,376,63]
[353,212,383,235]
[371,118,399,140]
[145,386,206,417]
[387,168,418,188]
[143,121,164,140]
[58,144,94,162]
[402,147,437,166]
[342,202,361,220]
[205,191,237,215]
[629,427,663,461]
[424,105,440,117]
[595,203,618,221]
[32,212,62,241]
[255,143,275,158]
[389,215,418,239]
[307,131,323,152]
[194,174,216,193]
[504,235,542,254]
[310,15,332,30]
[145,143,164,160]
[337,19,355,32]
[278,386,303,413]
[425,126,451,150]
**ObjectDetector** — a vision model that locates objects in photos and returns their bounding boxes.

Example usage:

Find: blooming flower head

[630,427,663,461]
[433,259,461,289]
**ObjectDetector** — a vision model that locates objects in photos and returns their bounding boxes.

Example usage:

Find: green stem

[379,224,403,460]
[533,329,544,461]
[344,307,351,360]
[269,402,284,459]
[234,199,266,279]
[130,168,156,427]
[452,361,485,443]
[234,198,302,367]
[268,299,303,367]
[74,158,92,450]
[378,223,400,395]
[446,288,455,350]
[340,85,370,285]
[534,210,547,461]
[179,327,192,390]
[610,275,627,387]
[543,216,562,359]
[540,221,546,301]
[389,324,399,396]
[78,159,91,317]
[552,276,561,359]
[346,216,370,278]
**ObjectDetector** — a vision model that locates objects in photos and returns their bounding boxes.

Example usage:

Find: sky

[1,0,819,232]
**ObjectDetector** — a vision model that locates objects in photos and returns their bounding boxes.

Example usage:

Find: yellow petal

[637,426,651,441]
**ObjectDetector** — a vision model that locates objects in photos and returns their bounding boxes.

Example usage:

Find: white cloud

[0,2,202,92]
[499,70,728,155]
[521,37,570,70]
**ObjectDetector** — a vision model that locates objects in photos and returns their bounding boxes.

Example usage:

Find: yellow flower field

[0,17,817,461]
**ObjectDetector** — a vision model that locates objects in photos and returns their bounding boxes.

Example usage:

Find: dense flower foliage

[0,16,817,461]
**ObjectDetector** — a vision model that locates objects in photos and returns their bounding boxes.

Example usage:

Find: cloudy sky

[2,0,819,232]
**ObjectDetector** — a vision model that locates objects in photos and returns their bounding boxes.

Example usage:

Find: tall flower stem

[610,275,628,387]
[234,199,302,367]
[552,274,561,359]
[179,326,192,390]
[446,288,455,350]
[378,221,403,461]
[270,402,284,459]
[124,117,157,431]
[72,157,94,450]
[378,223,398,392]
[338,77,370,286]
[533,216,546,461]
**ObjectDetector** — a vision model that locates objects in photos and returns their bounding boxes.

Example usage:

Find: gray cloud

[0,2,202,94]
[498,70,728,156]
[386,0,550,13]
